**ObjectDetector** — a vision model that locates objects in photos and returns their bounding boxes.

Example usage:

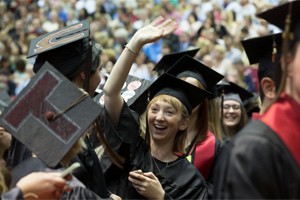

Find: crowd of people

[1,0,300,199]
[0,0,285,97]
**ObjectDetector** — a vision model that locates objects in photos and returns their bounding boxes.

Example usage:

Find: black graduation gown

[102,103,208,199]
[6,126,110,198]
[213,93,300,199]
[6,137,32,169]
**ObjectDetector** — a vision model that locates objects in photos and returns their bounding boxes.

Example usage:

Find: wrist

[124,44,139,55]
[126,34,143,53]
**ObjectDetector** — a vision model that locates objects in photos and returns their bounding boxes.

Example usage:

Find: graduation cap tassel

[277,2,293,100]
[272,35,277,63]
[46,93,89,120]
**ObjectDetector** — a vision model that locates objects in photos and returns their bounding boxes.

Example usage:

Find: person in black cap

[213,1,300,199]
[242,32,282,119]
[102,16,209,199]
[0,63,106,199]
[6,20,121,199]
[217,81,253,138]
[152,54,224,192]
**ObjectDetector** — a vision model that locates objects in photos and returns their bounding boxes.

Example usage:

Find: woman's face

[147,99,187,144]
[223,100,242,128]
[0,126,11,152]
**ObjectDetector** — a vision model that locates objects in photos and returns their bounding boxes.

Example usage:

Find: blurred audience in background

[0,0,285,99]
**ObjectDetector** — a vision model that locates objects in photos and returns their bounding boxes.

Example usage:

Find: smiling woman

[101,16,210,199]
[147,95,188,153]
[222,99,245,137]
[103,73,210,199]
[217,81,253,138]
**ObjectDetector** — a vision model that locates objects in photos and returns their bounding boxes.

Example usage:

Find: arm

[103,16,177,126]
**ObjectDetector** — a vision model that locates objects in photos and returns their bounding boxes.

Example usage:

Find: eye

[166,111,173,115]
[232,105,240,110]
[165,109,175,115]
[150,106,158,113]
[223,104,230,110]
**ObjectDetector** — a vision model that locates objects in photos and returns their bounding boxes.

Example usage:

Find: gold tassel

[272,35,277,63]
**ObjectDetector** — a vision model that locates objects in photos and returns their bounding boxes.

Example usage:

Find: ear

[179,119,188,131]
[80,72,86,80]
[261,77,276,99]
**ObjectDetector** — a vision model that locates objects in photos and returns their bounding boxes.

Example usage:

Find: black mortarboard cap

[257,0,300,32]
[242,33,282,65]
[27,20,91,77]
[217,81,254,104]
[257,0,300,47]
[241,33,282,81]
[0,91,11,113]
[166,54,224,92]
[0,62,101,167]
[94,75,151,107]
[153,48,200,75]
[130,73,211,115]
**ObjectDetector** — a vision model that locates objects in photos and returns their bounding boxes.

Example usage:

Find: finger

[129,171,145,180]
[128,176,143,187]
[142,172,158,180]
[151,16,165,26]
[131,169,143,174]
[53,190,63,199]
[161,21,178,35]
[63,183,72,192]
[64,174,72,181]
[135,186,141,192]
[134,185,145,193]
[53,178,68,188]
[156,18,174,28]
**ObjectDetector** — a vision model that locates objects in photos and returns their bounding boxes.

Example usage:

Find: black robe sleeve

[6,137,32,169]
[213,120,300,199]
[101,102,140,173]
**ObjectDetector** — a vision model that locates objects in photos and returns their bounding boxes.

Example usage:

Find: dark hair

[33,40,102,81]
[15,58,26,72]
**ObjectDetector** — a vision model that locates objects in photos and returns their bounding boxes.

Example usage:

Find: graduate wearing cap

[6,20,121,199]
[242,33,282,119]
[217,81,253,138]
[153,54,224,189]
[0,63,104,199]
[102,16,209,199]
[213,1,300,199]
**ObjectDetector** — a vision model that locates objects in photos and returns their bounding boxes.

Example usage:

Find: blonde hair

[0,165,10,195]
[61,137,86,167]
